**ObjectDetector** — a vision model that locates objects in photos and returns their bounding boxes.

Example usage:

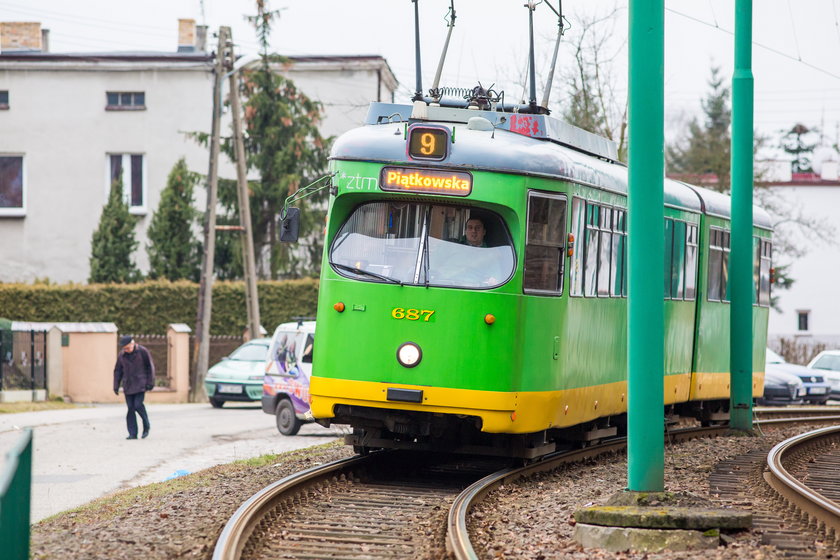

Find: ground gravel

[469,423,837,560]
[30,424,836,559]
[31,442,355,560]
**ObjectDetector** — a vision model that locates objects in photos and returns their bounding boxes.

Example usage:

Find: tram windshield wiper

[330,262,403,285]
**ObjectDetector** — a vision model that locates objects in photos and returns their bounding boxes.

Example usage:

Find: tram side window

[584,203,600,297]
[664,219,693,300]
[610,209,627,297]
[684,225,698,300]
[524,193,567,294]
[569,198,586,296]
[597,207,612,296]
[664,219,673,298]
[759,239,772,306]
[707,227,731,302]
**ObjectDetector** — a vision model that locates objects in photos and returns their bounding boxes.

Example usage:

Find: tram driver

[461,217,489,248]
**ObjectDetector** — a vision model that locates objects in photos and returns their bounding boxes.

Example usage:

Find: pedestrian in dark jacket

[113,335,155,440]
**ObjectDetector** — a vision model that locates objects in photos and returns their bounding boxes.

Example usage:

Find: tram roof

[331,102,772,228]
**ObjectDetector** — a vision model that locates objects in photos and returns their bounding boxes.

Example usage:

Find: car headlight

[397,342,422,368]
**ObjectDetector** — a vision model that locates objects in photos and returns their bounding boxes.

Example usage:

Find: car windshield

[329,201,515,289]
[813,354,840,371]
[766,348,785,364]
[229,342,268,362]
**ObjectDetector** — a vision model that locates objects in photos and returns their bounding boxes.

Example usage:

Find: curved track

[215,411,840,560]
[213,451,511,559]
[764,425,840,545]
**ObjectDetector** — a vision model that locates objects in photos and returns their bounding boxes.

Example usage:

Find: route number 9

[419,133,436,155]
[408,127,447,160]
[392,308,435,322]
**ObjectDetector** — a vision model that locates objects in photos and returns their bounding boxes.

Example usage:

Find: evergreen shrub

[0,279,318,335]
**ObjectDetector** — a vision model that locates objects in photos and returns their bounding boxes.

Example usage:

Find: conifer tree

[147,158,201,281]
[215,1,331,279]
[89,178,140,283]
[666,66,732,192]
[781,123,817,173]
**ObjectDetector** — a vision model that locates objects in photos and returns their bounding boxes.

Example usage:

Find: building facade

[0,20,397,283]
[766,170,840,350]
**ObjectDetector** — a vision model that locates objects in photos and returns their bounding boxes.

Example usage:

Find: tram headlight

[397,342,422,368]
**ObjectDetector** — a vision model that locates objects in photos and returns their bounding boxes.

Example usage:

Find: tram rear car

[306,102,773,458]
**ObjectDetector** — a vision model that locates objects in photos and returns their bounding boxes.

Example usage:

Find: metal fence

[190,335,243,374]
[120,334,244,389]
[0,428,32,560]
[0,330,47,392]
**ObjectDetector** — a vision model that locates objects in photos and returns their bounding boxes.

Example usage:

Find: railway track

[764,425,840,547]
[215,412,840,560]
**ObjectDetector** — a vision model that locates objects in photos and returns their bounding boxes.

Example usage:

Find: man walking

[113,335,154,440]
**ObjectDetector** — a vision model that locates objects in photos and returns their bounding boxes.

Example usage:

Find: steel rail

[447,426,728,560]
[212,454,373,560]
[764,425,840,538]
[446,417,840,560]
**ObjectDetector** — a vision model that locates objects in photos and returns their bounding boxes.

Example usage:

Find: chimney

[0,22,42,53]
[40,28,49,53]
[177,18,196,52]
[196,25,208,53]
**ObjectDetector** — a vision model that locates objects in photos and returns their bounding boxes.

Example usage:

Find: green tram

[303,101,773,458]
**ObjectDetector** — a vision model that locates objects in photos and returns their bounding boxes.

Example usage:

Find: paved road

[0,403,345,522]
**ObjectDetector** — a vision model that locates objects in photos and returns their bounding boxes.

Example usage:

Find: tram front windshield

[329,202,515,289]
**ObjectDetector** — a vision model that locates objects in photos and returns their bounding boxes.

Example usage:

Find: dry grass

[0,400,83,414]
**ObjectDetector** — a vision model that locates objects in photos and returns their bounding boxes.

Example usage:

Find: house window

[107,154,145,212]
[0,155,24,216]
[797,310,810,332]
[0,91,8,110]
[106,91,146,111]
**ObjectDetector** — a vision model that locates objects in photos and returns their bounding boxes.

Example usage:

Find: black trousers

[125,392,150,437]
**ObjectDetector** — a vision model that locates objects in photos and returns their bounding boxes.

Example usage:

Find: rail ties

[764,425,840,552]
[218,451,509,560]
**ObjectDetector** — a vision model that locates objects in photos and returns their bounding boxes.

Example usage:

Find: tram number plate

[391,308,435,322]
[217,384,243,394]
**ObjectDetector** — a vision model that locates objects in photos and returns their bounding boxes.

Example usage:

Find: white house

[0,19,397,283]
[766,164,840,349]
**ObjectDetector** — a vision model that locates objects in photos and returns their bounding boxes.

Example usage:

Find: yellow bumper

[310,373,697,434]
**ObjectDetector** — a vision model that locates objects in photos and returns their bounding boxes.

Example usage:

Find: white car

[806,350,840,398]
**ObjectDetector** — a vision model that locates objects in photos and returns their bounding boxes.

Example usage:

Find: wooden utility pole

[192,26,229,402]
[228,29,262,341]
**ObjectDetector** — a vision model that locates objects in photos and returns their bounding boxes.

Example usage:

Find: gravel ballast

[31,425,834,559]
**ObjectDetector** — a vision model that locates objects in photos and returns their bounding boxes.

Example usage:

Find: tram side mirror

[280,207,301,242]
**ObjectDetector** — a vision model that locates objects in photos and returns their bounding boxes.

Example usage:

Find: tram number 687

[391,308,435,322]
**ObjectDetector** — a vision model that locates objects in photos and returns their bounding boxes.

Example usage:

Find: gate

[0,329,47,392]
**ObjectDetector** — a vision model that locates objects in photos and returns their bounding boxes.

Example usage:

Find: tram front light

[397,342,422,368]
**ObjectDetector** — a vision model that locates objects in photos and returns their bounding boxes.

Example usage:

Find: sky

[3,0,840,162]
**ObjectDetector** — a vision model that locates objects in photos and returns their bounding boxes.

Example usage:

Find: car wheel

[209,397,224,408]
[275,399,302,436]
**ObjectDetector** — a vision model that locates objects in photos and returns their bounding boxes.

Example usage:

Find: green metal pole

[730,0,755,431]
[627,0,665,491]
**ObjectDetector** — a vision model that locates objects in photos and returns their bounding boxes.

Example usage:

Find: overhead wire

[785,0,803,61]
[665,7,840,81]
[834,0,840,51]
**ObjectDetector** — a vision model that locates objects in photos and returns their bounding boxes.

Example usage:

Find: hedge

[0,279,319,336]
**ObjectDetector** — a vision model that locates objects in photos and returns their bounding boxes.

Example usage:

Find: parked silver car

[806,350,840,398]
[766,348,831,405]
